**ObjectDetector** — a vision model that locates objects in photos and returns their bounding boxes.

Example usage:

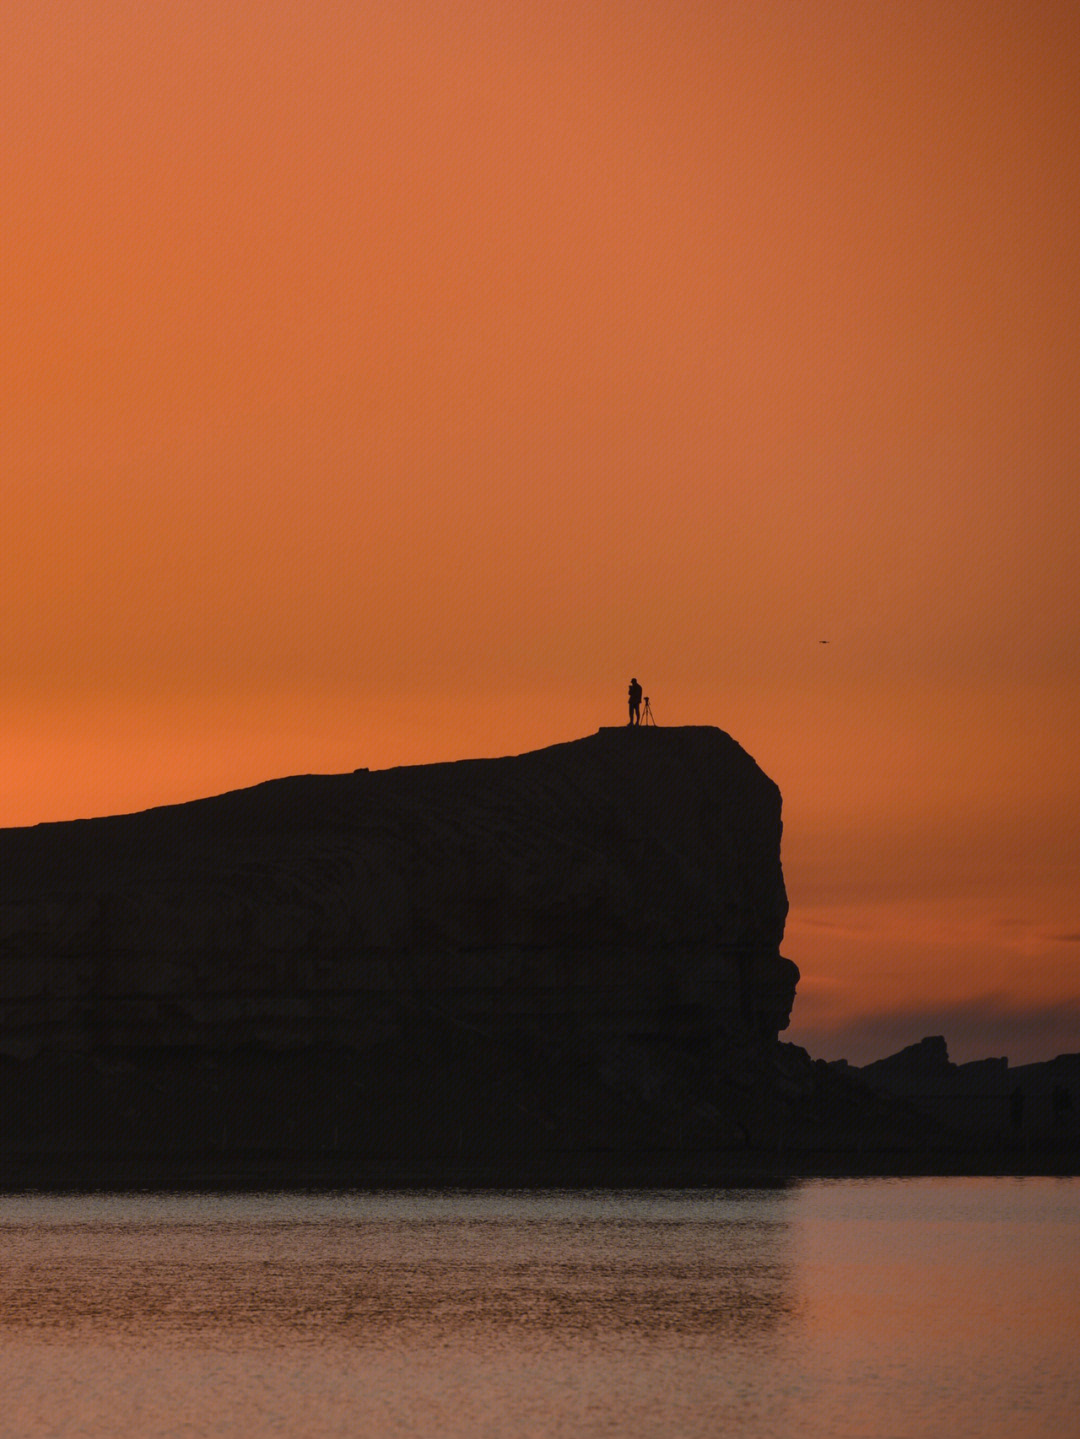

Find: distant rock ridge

[834,1036,1079,1144]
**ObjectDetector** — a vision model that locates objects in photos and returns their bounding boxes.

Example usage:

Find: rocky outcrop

[1,727,796,1061]
[15,725,1040,1183]
[836,1037,1080,1146]
[0,726,817,1181]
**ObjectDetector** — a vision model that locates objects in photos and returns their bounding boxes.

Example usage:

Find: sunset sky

[4,0,1078,1063]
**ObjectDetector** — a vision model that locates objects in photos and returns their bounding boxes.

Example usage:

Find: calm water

[1,1180,1076,1438]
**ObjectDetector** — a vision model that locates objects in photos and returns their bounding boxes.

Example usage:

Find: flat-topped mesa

[1,727,797,1058]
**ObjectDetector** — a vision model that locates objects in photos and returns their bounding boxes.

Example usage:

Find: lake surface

[1,1180,1076,1437]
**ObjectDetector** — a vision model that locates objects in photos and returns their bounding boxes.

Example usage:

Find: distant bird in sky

[819,639,829,644]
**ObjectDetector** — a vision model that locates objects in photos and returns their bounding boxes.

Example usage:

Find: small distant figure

[628,677,643,726]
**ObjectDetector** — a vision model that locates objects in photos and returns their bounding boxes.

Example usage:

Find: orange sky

[4,0,1078,1063]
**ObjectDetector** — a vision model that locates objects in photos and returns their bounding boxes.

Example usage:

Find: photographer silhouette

[628,678,643,725]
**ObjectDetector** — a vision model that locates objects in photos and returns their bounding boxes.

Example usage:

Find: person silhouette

[628,677,643,726]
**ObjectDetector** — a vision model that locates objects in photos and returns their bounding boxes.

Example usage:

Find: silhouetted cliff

[2,726,796,1054]
[4,727,1058,1186]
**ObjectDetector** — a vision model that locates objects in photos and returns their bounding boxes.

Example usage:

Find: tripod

[640,697,655,725]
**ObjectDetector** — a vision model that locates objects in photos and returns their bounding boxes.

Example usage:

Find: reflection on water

[0,1182,1076,1439]
[0,1190,797,1344]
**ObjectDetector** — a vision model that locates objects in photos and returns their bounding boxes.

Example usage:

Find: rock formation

[1,726,816,1181]
[2,726,796,1051]
[7,725,1056,1184]
[835,1037,1080,1147]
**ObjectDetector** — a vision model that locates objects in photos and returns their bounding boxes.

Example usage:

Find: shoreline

[4,1144,1077,1192]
